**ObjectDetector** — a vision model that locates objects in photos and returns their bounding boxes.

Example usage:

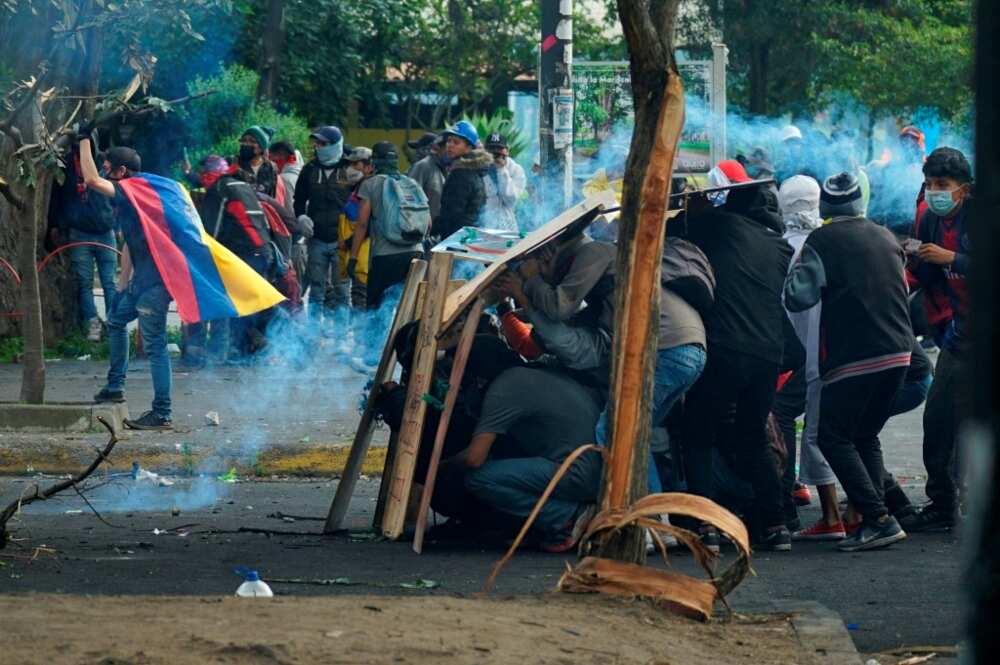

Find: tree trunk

[18,171,49,404]
[593,0,684,564]
[749,43,769,115]
[256,0,286,101]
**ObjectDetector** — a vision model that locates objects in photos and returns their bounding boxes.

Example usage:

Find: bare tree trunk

[256,0,286,101]
[593,0,684,563]
[749,43,769,115]
[18,171,49,404]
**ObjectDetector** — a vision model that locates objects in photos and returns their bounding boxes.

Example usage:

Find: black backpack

[661,237,716,316]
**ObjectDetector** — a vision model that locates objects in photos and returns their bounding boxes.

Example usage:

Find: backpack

[660,237,716,317]
[380,174,431,244]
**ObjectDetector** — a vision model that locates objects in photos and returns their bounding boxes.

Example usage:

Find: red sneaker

[792,483,812,506]
[793,520,846,541]
[541,505,596,553]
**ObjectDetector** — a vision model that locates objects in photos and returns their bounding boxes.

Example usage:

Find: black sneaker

[899,504,956,532]
[837,516,906,552]
[93,388,125,403]
[124,410,173,431]
[699,527,721,554]
[757,526,792,552]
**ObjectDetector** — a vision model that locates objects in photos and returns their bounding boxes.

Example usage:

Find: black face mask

[238,144,257,164]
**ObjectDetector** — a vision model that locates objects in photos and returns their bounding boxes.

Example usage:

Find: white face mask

[345,167,364,185]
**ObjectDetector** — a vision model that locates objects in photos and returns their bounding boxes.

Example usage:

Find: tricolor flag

[116,173,285,324]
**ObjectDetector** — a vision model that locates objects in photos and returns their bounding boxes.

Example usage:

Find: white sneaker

[645,514,680,553]
[86,317,102,342]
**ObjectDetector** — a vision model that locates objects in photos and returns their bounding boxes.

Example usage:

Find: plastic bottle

[235,570,273,597]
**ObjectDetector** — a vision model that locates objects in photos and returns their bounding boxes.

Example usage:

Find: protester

[50,141,118,341]
[903,147,973,532]
[480,133,527,231]
[680,161,794,552]
[452,365,605,552]
[403,131,439,166]
[434,120,491,239]
[269,140,307,286]
[193,156,274,360]
[79,139,174,430]
[238,125,279,197]
[349,141,429,369]
[784,172,913,552]
[294,125,352,334]
[867,125,927,235]
[494,228,616,385]
[340,146,374,315]
[775,125,808,182]
[407,134,447,220]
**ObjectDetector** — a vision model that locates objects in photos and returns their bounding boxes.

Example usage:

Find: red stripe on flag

[119,178,201,321]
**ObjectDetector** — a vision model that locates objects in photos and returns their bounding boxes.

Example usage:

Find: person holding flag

[79,131,284,430]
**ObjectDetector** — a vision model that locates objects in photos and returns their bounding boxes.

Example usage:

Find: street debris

[218,468,238,483]
[132,463,175,487]
[204,411,220,426]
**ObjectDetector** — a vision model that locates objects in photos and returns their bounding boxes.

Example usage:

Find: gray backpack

[661,237,716,316]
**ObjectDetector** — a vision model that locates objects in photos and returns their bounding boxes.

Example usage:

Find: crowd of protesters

[60,114,970,555]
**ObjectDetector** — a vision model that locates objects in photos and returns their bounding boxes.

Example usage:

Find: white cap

[779,125,803,143]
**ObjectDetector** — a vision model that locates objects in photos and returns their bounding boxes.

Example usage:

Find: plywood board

[439,190,617,332]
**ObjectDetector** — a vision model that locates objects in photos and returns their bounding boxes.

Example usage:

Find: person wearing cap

[404,131,439,166]
[434,120,492,239]
[76,134,174,431]
[407,134,447,219]
[339,146,374,315]
[775,124,808,183]
[293,125,352,334]
[239,125,279,197]
[480,133,526,232]
[679,166,794,552]
[866,125,927,235]
[269,140,308,285]
[784,172,913,552]
[902,147,974,533]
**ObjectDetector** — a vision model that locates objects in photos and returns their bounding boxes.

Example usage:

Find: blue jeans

[185,319,230,362]
[464,453,603,537]
[68,229,117,325]
[596,343,707,493]
[105,283,172,419]
[305,238,349,322]
[890,372,932,417]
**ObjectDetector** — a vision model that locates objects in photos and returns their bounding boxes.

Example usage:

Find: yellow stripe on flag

[201,228,286,317]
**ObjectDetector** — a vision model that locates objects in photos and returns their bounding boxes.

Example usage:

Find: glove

[346,258,358,280]
[297,214,314,239]
[75,119,96,142]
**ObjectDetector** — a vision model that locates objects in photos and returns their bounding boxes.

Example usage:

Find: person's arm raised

[79,137,115,198]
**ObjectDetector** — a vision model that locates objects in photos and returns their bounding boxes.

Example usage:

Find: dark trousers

[681,345,785,529]
[366,252,422,310]
[923,348,967,510]
[772,367,806,522]
[817,368,906,522]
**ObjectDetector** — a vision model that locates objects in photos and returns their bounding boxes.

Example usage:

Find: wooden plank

[439,191,617,332]
[373,429,399,531]
[323,258,428,533]
[415,279,465,317]
[380,252,453,539]
[412,297,486,553]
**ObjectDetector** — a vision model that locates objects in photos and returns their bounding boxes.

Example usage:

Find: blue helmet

[442,120,479,147]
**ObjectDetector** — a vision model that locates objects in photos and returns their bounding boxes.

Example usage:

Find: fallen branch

[0,417,119,548]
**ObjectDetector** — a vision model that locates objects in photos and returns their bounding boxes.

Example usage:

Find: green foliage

[467,110,529,160]
[177,64,311,167]
[49,333,110,360]
[0,337,23,363]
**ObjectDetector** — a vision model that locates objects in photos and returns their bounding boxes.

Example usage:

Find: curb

[761,600,863,665]
[0,442,386,478]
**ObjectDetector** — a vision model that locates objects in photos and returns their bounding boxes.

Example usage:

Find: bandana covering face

[778,175,822,231]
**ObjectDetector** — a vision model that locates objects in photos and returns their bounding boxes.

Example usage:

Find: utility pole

[539,0,573,208]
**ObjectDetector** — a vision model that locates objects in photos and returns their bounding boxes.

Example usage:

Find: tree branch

[0,177,25,210]
[0,418,119,548]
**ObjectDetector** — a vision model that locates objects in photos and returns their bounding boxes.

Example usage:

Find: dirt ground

[3,593,809,665]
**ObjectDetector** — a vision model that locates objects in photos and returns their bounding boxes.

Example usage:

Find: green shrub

[178,64,312,171]
[466,110,530,161]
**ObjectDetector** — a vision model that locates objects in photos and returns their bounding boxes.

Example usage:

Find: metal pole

[539,0,573,207]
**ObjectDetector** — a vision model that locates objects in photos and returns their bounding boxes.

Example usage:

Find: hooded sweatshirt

[685,185,793,364]
[433,149,492,239]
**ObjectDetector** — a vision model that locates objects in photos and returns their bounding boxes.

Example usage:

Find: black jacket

[685,187,793,364]
[785,217,912,380]
[293,160,351,243]
[51,158,115,235]
[433,149,492,238]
